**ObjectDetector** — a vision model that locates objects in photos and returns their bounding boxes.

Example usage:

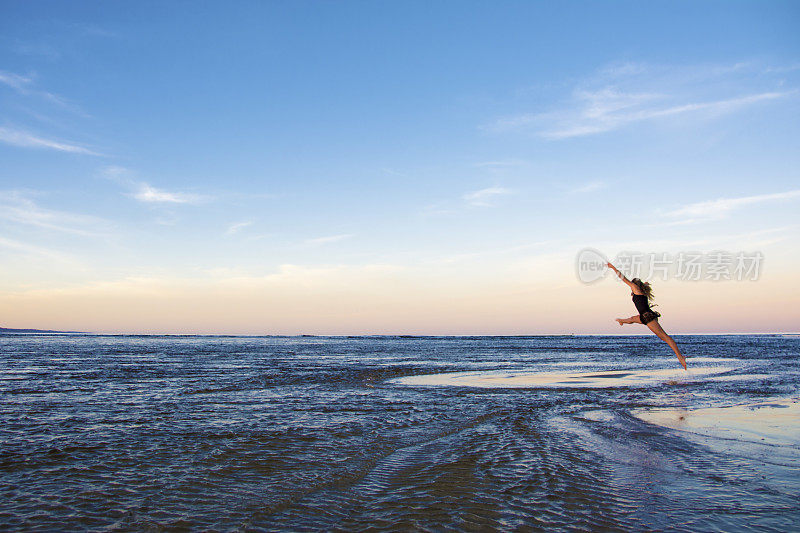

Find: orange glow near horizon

[2,262,798,335]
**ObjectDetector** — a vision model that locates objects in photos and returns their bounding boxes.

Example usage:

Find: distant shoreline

[0,327,84,334]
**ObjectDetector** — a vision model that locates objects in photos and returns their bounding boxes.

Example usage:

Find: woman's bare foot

[616,318,624,326]
[677,352,687,370]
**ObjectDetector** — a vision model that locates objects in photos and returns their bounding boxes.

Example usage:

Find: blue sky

[1,1,799,333]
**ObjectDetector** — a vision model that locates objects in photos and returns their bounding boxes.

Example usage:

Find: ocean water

[1,334,798,531]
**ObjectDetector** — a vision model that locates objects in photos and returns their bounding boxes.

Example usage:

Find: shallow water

[1,334,798,531]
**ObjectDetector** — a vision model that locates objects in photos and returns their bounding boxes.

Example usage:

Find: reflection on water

[0,334,798,531]
[634,400,800,447]
[392,366,734,388]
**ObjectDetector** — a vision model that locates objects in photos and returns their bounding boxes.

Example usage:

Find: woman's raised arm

[607,262,637,290]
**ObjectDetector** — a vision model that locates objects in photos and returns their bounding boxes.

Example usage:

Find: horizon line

[1,331,798,337]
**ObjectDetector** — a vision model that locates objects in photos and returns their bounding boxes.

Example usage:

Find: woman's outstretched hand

[607,263,625,280]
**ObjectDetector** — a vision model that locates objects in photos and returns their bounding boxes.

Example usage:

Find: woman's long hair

[631,278,655,303]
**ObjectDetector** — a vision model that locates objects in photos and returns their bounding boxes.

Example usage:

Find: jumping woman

[606,262,687,370]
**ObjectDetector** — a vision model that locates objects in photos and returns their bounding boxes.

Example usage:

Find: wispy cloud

[0,126,98,154]
[62,21,118,39]
[495,90,789,140]
[596,225,794,252]
[663,189,800,224]
[0,191,108,236]
[13,41,61,59]
[432,241,550,264]
[304,233,354,245]
[763,63,800,74]
[422,185,513,215]
[101,167,206,205]
[472,159,528,169]
[226,220,253,235]
[571,180,606,194]
[546,91,788,139]
[0,69,79,109]
[420,203,458,217]
[133,183,204,204]
[380,167,408,177]
[488,61,796,139]
[0,235,72,262]
[462,186,512,207]
[0,70,33,91]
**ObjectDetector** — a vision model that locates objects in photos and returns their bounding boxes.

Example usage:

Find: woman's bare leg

[616,315,641,326]
[646,319,687,370]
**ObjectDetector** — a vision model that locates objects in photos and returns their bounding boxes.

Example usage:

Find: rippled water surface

[1,334,799,531]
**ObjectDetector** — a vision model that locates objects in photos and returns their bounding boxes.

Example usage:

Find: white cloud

[763,63,800,74]
[0,69,79,109]
[432,241,550,264]
[503,91,790,140]
[304,233,354,245]
[420,203,458,217]
[101,165,129,179]
[132,183,203,204]
[101,167,207,205]
[63,22,118,39]
[0,191,108,236]
[488,61,796,139]
[462,186,512,207]
[0,235,73,262]
[664,189,800,223]
[0,126,98,154]
[226,220,253,235]
[423,186,513,215]
[593,225,795,255]
[472,159,528,169]
[380,167,408,177]
[571,181,606,194]
[0,70,33,91]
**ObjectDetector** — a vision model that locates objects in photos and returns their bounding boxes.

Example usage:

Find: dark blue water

[1,334,798,531]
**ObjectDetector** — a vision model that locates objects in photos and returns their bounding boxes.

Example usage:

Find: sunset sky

[1,1,799,334]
